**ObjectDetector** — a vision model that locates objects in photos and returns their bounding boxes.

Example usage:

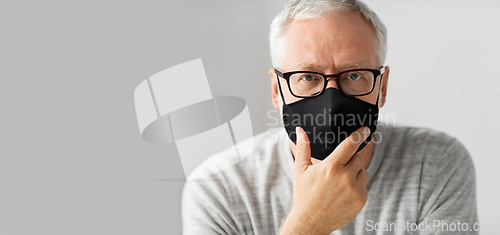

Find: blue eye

[301,74,315,81]
[348,73,361,81]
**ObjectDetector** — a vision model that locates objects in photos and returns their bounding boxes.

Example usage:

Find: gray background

[1,0,498,234]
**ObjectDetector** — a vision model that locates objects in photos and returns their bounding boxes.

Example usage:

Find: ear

[270,68,280,110]
[379,66,390,108]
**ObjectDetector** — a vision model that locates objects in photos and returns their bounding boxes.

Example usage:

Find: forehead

[283,11,378,71]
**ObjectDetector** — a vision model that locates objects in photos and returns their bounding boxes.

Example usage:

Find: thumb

[294,126,313,174]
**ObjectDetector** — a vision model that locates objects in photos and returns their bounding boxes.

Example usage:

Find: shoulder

[378,124,474,176]
[381,124,456,146]
[380,124,469,158]
[377,126,478,223]
[182,129,293,234]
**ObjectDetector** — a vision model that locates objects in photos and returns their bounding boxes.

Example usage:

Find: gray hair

[269,0,388,68]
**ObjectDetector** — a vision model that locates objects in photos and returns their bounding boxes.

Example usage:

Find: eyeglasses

[275,67,384,98]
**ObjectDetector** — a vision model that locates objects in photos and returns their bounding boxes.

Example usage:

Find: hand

[280,126,370,235]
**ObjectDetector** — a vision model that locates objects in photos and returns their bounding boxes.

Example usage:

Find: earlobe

[270,68,280,110]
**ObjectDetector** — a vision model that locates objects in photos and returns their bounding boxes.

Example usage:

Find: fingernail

[363,127,370,136]
[295,126,301,141]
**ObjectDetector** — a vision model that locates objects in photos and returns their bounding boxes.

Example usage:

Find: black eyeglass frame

[274,67,385,98]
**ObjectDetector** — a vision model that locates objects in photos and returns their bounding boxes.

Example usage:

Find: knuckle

[296,143,304,153]
[324,165,337,178]
[340,171,353,184]
[357,154,364,163]
[359,173,368,185]
[353,191,367,210]
[362,169,369,178]
[295,162,308,172]
[345,138,357,150]
[354,155,363,165]
[361,187,368,200]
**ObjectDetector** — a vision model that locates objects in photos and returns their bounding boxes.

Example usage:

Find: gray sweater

[182,124,479,234]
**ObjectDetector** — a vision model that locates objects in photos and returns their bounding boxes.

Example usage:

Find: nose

[325,77,339,90]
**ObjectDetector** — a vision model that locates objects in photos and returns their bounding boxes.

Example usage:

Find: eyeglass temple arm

[274,68,287,102]
[274,68,283,78]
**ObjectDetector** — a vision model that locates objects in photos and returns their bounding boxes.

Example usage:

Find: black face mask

[281,87,379,161]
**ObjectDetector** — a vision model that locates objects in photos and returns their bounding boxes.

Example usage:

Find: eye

[348,73,362,81]
[301,74,316,81]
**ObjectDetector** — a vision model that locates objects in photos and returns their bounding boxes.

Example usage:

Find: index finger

[323,126,371,166]
[294,126,313,174]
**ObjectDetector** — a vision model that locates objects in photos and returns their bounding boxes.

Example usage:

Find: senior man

[182,0,478,234]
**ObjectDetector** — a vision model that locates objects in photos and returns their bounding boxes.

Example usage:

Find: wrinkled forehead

[283,11,378,71]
